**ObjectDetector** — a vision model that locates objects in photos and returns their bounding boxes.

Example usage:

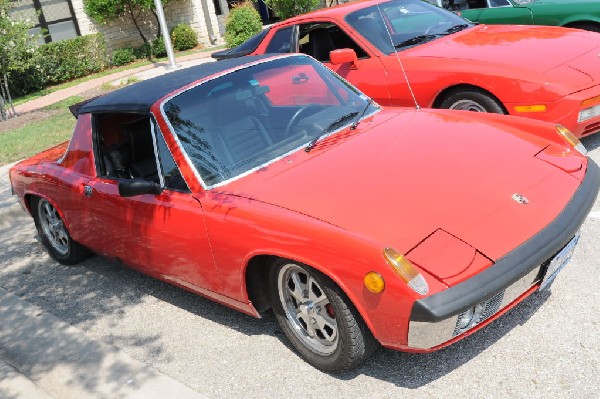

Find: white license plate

[539,234,580,291]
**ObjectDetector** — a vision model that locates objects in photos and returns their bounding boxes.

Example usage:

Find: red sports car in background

[213,0,600,137]
[10,54,599,371]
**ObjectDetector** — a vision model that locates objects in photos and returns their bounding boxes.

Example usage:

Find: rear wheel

[269,259,378,372]
[439,89,506,114]
[32,197,91,265]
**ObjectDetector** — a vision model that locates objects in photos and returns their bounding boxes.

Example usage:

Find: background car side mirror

[118,179,163,197]
[330,49,358,69]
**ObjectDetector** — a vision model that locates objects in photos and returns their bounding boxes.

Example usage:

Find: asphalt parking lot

[1,133,599,399]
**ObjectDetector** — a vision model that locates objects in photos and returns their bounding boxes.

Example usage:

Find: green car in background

[424,0,600,32]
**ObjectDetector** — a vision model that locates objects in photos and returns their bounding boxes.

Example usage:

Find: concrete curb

[0,359,54,399]
[0,288,208,399]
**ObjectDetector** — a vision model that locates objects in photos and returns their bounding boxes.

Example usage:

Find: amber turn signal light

[364,272,385,294]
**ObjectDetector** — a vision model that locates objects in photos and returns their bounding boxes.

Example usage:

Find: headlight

[556,125,587,156]
[578,95,600,123]
[382,248,429,295]
[578,105,600,123]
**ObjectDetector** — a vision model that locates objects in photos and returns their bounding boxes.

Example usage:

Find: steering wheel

[284,105,322,138]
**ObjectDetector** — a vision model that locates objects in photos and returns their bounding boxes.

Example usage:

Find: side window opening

[298,23,368,63]
[93,113,159,183]
[265,26,294,53]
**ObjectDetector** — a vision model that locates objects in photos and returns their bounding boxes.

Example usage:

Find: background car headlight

[382,248,429,295]
[556,125,587,156]
[578,106,600,123]
[578,95,600,123]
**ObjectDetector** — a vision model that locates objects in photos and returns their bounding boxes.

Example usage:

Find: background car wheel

[439,89,506,114]
[269,259,378,372]
[566,22,600,33]
[32,197,91,265]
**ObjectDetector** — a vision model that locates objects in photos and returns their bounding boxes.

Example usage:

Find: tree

[264,0,320,20]
[0,0,38,121]
[83,0,172,45]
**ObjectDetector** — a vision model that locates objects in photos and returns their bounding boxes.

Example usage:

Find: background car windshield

[163,56,374,188]
[346,0,468,54]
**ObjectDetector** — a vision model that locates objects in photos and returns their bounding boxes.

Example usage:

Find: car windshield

[513,0,533,4]
[346,0,470,54]
[162,55,377,188]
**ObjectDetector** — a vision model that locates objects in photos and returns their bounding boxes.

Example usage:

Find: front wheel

[32,197,91,265]
[439,89,506,114]
[269,260,378,372]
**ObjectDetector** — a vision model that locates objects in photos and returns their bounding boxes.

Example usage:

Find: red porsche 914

[9,54,599,371]
[213,0,600,138]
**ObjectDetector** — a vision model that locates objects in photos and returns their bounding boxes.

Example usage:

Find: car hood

[222,109,583,282]
[409,25,600,87]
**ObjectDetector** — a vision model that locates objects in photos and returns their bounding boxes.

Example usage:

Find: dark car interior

[93,113,189,192]
[93,114,159,182]
[298,23,368,63]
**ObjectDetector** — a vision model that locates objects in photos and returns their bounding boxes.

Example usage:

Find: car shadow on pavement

[0,167,558,391]
[340,290,551,387]
[582,134,600,152]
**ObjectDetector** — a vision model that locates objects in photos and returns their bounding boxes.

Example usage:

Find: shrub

[112,47,136,66]
[133,43,152,60]
[264,0,320,20]
[152,36,167,58]
[38,33,109,85]
[7,33,109,97]
[171,24,198,51]
[225,2,263,48]
[6,67,46,98]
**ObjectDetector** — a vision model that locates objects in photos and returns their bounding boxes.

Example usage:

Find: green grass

[12,46,224,106]
[0,96,83,165]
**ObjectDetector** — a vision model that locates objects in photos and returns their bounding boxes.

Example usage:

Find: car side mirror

[330,48,358,69]
[118,179,163,197]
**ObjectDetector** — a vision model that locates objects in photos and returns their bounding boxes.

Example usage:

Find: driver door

[84,114,222,292]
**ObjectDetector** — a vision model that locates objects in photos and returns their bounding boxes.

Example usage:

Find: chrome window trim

[159,53,379,191]
[149,115,191,192]
[149,116,166,188]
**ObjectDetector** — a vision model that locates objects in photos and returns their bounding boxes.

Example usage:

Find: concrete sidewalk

[0,163,208,398]
[0,287,208,399]
[14,49,219,114]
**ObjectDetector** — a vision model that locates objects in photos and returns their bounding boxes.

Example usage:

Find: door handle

[83,185,93,197]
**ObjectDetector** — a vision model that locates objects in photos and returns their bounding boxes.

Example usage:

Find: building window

[11,0,80,43]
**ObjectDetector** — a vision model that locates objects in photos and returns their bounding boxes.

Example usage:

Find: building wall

[71,0,225,53]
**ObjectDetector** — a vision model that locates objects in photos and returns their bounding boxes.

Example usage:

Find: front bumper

[507,85,600,138]
[408,160,600,349]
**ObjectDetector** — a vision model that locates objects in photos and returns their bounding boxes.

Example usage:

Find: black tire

[439,89,506,114]
[566,22,600,33]
[31,197,92,265]
[269,259,378,372]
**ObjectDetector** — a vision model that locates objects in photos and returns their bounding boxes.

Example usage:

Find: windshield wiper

[443,24,471,35]
[394,34,439,49]
[305,111,358,152]
[350,98,374,130]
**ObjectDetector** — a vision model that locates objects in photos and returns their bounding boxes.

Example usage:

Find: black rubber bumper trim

[410,160,600,322]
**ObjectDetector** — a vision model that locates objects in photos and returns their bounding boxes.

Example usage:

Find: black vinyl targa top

[77,55,275,116]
